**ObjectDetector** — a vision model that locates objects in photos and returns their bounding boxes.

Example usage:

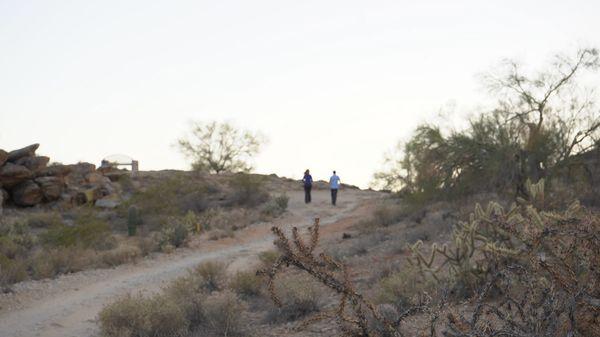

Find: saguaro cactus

[127,206,141,236]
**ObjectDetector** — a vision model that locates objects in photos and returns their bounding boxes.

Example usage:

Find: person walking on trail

[329,170,341,206]
[302,169,313,204]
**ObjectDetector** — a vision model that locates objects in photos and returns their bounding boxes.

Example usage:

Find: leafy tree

[178,121,264,174]
[375,48,600,199]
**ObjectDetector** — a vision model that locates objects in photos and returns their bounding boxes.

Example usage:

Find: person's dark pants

[304,185,312,203]
[331,188,338,205]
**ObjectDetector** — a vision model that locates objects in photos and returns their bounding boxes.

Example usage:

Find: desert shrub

[158,220,189,249]
[0,254,28,286]
[258,250,279,267]
[99,293,189,337]
[193,261,227,292]
[0,220,34,252]
[199,208,258,237]
[201,290,248,337]
[40,213,115,250]
[261,193,289,217]
[125,174,209,219]
[372,203,404,227]
[267,276,322,322]
[207,228,233,241]
[228,270,262,298]
[101,244,142,267]
[26,211,64,228]
[0,236,28,259]
[228,174,269,207]
[164,275,207,328]
[376,266,437,311]
[132,236,159,256]
[29,247,95,279]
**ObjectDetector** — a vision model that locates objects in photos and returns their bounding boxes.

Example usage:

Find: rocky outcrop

[0,144,120,208]
[15,156,50,173]
[6,144,40,162]
[0,162,32,188]
[11,180,43,206]
[35,176,63,201]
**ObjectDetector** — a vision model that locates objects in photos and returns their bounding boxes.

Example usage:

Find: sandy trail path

[0,188,380,337]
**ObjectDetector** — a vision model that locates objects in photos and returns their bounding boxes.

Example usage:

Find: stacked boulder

[0,144,118,211]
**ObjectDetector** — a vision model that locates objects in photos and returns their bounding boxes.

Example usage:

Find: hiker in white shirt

[329,171,341,206]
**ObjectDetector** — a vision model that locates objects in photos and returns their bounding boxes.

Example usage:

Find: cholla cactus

[258,218,400,337]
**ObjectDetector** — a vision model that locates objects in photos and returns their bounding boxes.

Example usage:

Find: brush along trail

[0,188,381,337]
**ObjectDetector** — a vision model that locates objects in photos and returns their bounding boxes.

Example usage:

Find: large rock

[65,163,96,186]
[37,164,72,177]
[15,156,49,173]
[11,180,43,206]
[0,163,32,188]
[86,172,111,185]
[0,149,8,167]
[35,176,64,201]
[7,144,39,163]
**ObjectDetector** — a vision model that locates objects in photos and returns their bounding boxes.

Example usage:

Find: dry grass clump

[25,211,64,228]
[266,275,323,322]
[228,270,262,298]
[201,290,248,337]
[258,250,279,267]
[29,247,96,279]
[99,293,189,337]
[372,203,405,227]
[375,265,437,312]
[193,261,227,292]
[261,193,289,218]
[100,244,142,267]
[164,274,207,329]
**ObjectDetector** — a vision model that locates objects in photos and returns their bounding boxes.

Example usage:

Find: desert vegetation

[0,171,289,289]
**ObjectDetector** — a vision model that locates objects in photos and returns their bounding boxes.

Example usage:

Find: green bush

[40,213,114,249]
[229,174,269,207]
[158,220,189,249]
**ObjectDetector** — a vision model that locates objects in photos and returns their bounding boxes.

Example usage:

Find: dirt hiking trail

[0,188,381,337]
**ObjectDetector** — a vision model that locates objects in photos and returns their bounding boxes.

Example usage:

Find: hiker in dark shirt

[302,169,313,204]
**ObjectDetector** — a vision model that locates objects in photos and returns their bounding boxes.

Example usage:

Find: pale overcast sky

[1,0,598,187]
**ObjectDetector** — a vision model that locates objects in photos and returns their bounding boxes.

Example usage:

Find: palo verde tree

[375,48,600,199]
[177,121,265,174]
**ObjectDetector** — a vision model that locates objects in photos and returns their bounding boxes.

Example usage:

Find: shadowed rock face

[35,176,64,201]
[11,180,43,206]
[15,156,50,173]
[0,162,33,188]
